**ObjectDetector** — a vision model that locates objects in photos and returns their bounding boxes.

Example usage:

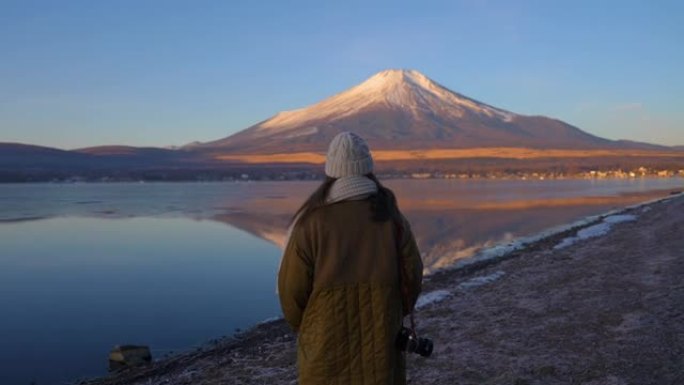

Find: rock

[108,345,152,371]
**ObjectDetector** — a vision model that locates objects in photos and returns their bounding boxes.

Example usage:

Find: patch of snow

[258,316,283,325]
[283,126,318,139]
[457,271,506,290]
[416,290,451,309]
[254,69,518,134]
[416,272,505,309]
[642,206,652,213]
[603,214,637,224]
[554,214,637,250]
[555,223,610,249]
[577,222,612,239]
[553,237,576,250]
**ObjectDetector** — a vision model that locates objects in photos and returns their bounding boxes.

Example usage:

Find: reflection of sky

[1,178,682,221]
[1,178,683,384]
[389,177,677,204]
[0,217,281,385]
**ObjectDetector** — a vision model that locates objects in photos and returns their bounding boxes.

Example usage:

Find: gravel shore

[83,193,684,385]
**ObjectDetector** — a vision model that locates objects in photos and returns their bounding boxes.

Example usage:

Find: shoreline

[81,192,684,385]
[431,191,682,274]
[2,181,682,225]
[2,175,684,185]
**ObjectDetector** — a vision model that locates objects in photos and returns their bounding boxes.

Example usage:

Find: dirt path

[83,194,684,385]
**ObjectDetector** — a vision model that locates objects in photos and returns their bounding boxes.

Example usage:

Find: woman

[278,132,423,385]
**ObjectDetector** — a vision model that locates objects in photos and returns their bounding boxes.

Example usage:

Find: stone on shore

[108,345,152,372]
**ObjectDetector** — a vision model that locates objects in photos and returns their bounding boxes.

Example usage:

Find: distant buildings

[400,166,684,181]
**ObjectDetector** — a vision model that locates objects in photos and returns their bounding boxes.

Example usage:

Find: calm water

[1,178,682,384]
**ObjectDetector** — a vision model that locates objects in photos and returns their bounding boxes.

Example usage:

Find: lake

[1,178,682,384]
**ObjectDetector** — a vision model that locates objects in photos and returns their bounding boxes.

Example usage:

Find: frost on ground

[603,214,638,224]
[416,290,451,309]
[257,316,283,325]
[84,195,684,385]
[554,214,637,250]
[417,271,505,309]
[456,270,505,290]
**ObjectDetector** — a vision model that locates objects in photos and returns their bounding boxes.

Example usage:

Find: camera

[396,327,433,357]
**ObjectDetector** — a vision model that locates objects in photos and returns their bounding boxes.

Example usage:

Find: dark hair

[290,176,337,226]
[366,173,402,223]
[290,173,402,226]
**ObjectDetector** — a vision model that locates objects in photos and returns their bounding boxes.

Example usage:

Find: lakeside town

[19,166,684,184]
[405,166,684,181]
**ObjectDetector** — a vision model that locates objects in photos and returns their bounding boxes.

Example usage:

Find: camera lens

[416,338,433,357]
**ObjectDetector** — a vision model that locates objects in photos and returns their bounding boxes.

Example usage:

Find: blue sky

[1,0,682,149]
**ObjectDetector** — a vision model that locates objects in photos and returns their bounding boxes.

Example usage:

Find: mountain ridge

[1,69,680,181]
[193,69,662,153]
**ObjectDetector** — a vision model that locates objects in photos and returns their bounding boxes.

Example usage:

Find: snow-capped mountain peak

[198,69,613,152]
[257,69,515,133]
[351,69,514,119]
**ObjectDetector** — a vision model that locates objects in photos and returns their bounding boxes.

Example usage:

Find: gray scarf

[326,175,378,203]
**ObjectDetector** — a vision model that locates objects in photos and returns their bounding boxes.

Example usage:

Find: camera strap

[395,219,417,334]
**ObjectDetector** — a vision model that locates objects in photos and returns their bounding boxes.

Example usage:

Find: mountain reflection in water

[209,178,683,272]
[3,179,682,273]
[1,179,682,384]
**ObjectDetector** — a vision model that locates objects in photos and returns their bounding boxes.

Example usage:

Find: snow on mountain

[190,69,649,153]
[257,69,515,134]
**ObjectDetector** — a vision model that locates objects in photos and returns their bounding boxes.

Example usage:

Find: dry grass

[214,148,684,164]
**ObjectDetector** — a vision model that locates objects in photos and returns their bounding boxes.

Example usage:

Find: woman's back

[278,131,423,385]
[279,199,422,384]
[299,199,400,286]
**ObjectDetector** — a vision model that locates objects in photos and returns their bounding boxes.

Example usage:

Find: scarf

[326,175,378,203]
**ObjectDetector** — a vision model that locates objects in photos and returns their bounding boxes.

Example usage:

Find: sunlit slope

[193,69,664,154]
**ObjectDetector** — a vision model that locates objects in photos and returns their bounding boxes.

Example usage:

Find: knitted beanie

[324,132,374,178]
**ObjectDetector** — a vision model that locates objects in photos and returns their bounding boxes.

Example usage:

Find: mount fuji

[192,69,652,154]
[3,69,679,182]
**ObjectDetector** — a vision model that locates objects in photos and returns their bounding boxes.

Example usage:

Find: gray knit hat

[325,132,374,178]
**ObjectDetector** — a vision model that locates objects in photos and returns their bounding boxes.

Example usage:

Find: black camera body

[396,326,433,357]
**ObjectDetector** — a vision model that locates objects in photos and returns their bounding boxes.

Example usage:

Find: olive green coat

[278,199,423,385]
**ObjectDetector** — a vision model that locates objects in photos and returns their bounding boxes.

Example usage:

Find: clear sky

[1,0,682,149]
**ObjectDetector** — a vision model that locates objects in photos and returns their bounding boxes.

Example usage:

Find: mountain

[74,145,203,166]
[2,69,680,181]
[194,69,650,153]
[0,143,205,170]
[0,142,218,182]
[0,143,96,169]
